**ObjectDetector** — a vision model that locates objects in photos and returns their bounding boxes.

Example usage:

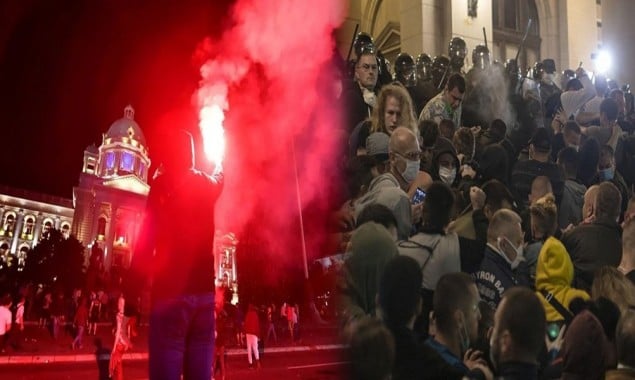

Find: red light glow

[195,0,346,278]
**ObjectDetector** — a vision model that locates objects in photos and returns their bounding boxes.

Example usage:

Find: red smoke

[195,0,346,275]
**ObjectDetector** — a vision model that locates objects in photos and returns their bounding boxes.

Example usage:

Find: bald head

[583,185,600,220]
[389,127,419,153]
[529,176,553,206]
[487,209,523,246]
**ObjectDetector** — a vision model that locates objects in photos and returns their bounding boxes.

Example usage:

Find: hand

[545,325,566,354]
[470,126,482,135]
[461,165,477,179]
[411,203,423,224]
[471,363,494,380]
[463,348,488,370]
[470,187,486,210]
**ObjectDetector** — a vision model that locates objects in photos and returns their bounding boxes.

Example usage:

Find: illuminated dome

[105,105,146,146]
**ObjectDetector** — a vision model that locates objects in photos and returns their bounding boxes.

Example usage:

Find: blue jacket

[474,246,531,310]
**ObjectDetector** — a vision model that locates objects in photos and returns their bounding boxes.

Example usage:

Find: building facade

[339,0,634,85]
[71,105,151,272]
[0,187,74,269]
[0,105,240,296]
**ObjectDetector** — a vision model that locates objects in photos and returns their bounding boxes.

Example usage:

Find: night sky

[0,0,235,198]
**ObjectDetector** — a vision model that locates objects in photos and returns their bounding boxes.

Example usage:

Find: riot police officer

[448,37,467,74]
[431,55,451,91]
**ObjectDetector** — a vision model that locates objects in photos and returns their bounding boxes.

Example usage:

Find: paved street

[0,349,348,380]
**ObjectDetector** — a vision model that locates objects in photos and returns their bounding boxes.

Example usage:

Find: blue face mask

[600,167,615,181]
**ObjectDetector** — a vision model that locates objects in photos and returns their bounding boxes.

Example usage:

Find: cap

[366,132,390,162]
[529,128,552,152]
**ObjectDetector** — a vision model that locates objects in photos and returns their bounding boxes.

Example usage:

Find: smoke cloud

[464,64,516,129]
[195,0,346,274]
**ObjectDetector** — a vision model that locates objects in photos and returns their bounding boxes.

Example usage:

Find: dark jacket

[389,325,464,380]
[131,169,223,300]
[561,218,623,291]
[390,326,463,380]
[511,159,565,208]
[475,245,531,310]
[495,362,539,380]
[343,81,373,132]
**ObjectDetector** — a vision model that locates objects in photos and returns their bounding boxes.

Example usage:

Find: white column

[10,210,24,254]
[32,213,44,246]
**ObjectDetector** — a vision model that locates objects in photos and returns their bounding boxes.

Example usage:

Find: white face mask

[401,159,419,184]
[497,237,524,269]
[568,144,579,152]
[439,166,456,185]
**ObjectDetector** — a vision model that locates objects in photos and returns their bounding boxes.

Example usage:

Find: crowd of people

[338,33,635,380]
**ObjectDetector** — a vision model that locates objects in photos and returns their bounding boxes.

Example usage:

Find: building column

[32,213,44,247]
[400,0,450,57]
[10,210,24,254]
[105,205,118,270]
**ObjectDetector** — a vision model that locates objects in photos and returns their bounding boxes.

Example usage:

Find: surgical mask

[497,237,524,270]
[599,167,615,181]
[401,159,419,184]
[568,144,579,152]
[439,166,456,185]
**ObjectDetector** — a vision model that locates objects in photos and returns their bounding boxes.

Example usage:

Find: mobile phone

[546,322,562,341]
[412,188,426,205]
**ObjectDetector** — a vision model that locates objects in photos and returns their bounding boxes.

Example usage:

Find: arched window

[42,219,53,237]
[97,217,107,240]
[492,0,540,72]
[23,216,35,238]
[2,213,16,237]
[120,152,135,173]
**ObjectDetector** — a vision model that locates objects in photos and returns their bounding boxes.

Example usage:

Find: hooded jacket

[340,222,398,323]
[430,137,461,188]
[353,173,412,240]
[558,180,587,229]
[535,237,589,322]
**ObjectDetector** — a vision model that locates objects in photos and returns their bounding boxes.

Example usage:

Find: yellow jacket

[535,237,590,322]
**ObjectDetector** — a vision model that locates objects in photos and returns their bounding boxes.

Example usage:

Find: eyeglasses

[394,151,422,161]
[358,63,378,72]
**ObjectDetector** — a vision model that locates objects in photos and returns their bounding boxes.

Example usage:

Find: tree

[23,229,86,292]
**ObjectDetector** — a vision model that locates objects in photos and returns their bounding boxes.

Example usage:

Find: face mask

[401,159,419,184]
[439,166,456,185]
[568,144,579,152]
[599,167,615,181]
[497,237,524,269]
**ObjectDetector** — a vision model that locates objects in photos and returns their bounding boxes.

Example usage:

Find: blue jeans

[149,293,215,380]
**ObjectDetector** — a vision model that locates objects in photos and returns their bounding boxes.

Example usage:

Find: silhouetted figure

[94,338,111,380]
[128,129,223,380]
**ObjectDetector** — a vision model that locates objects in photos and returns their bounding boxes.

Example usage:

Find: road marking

[287,361,349,370]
